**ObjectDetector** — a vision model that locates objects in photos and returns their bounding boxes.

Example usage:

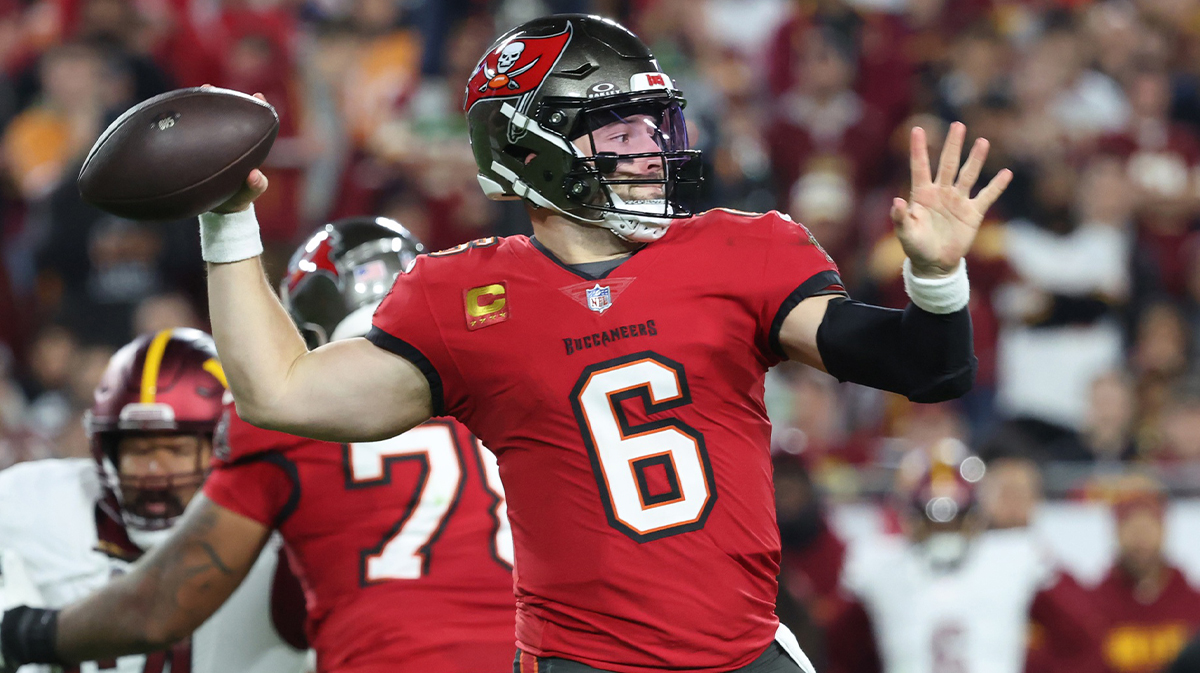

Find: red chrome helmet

[87,328,227,548]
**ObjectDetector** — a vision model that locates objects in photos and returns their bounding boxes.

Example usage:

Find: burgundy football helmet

[897,439,986,525]
[896,440,987,571]
[87,328,226,549]
[281,216,424,347]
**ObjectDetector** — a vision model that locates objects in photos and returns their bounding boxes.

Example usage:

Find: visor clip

[546,110,568,129]
[567,179,591,200]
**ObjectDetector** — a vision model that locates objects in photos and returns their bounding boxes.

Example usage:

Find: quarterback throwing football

[3,13,1011,673]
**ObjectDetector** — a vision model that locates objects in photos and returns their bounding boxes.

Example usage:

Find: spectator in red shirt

[978,453,1105,673]
[1099,62,1200,299]
[766,24,888,202]
[1091,478,1200,673]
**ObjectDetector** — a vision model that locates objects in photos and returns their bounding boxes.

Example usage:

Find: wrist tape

[199,205,263,263]
[903,258,970,314]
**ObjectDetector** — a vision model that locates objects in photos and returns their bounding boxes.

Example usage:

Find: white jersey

[842,529,1054,673]
[0,459,309,673]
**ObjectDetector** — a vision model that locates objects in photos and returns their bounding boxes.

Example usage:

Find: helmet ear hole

[504,145,535,165]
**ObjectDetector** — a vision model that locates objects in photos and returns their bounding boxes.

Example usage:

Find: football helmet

[464,14,702,242]
[87,328,227,550]
[281,216,424,346]
[904,443,985,525]
[897,440,986,571]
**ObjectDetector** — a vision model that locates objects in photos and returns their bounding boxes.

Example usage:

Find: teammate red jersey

[204,408,517,673]
[368,208,843,672]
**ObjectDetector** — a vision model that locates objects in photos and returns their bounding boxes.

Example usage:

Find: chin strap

[599,215,670,243]
[599,194,674,242]
[125,525,174,552]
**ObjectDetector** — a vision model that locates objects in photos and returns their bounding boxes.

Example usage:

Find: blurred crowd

[0,0,1197,486]
[773,451,1200,673]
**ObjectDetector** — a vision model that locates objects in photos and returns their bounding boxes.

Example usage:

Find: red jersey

[368,209,843,672]
[1090,565,1200,673]
[203,409,516,673]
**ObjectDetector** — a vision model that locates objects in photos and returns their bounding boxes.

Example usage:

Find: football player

[0,218,517,673]
[4,13,1012,673]
[832,444,1099,673]
[0,328,308,673]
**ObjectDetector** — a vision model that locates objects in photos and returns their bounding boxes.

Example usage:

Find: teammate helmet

[87,328,227,549]
[464,14,702,242]
[281,216,424,346]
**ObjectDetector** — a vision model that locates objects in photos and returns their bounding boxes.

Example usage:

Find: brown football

[78,87,279,221]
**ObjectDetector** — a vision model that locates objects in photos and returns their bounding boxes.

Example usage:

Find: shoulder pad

[214,404,313,465]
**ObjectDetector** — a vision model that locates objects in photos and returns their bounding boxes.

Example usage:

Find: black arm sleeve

[815,297,977,403]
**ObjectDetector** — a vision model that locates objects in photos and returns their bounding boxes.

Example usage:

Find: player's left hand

[891,121,1012,277]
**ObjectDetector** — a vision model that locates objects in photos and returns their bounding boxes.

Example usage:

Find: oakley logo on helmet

[587,82,620,99]
[464,27,572,112]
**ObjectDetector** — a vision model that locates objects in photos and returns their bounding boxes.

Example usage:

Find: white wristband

[199,205,263,263]
[903,258,969,314]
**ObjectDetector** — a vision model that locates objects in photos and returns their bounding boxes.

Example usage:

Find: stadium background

[0,0,1199,670]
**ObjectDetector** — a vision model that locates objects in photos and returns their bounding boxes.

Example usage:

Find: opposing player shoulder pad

[841,534,906,595]
[0,459,96,511]
[0,459,98,563]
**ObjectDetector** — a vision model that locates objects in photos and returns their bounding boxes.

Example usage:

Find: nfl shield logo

[586,284,612,313]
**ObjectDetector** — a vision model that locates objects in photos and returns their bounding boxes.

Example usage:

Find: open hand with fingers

[891,121,1013,278]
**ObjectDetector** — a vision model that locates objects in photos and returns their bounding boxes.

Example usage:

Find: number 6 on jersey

[571,352,717,542]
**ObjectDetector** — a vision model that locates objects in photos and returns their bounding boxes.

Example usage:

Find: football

[77,87,279,221]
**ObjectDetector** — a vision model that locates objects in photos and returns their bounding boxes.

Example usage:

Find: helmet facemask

[86,328,227,551]
[564,98,701,228]
[490,94,702,242]
[98,429,212,550]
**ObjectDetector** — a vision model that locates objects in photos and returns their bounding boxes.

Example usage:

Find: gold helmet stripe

[202,358,228,389]
[139,329,175,404]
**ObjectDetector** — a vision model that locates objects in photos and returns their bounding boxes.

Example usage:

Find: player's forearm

[202,210,429,440]
[57,498,266,662]
[815,298,976,402]
[6,546,226,666]
[206,256,310,428]
[54,572,176,660]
